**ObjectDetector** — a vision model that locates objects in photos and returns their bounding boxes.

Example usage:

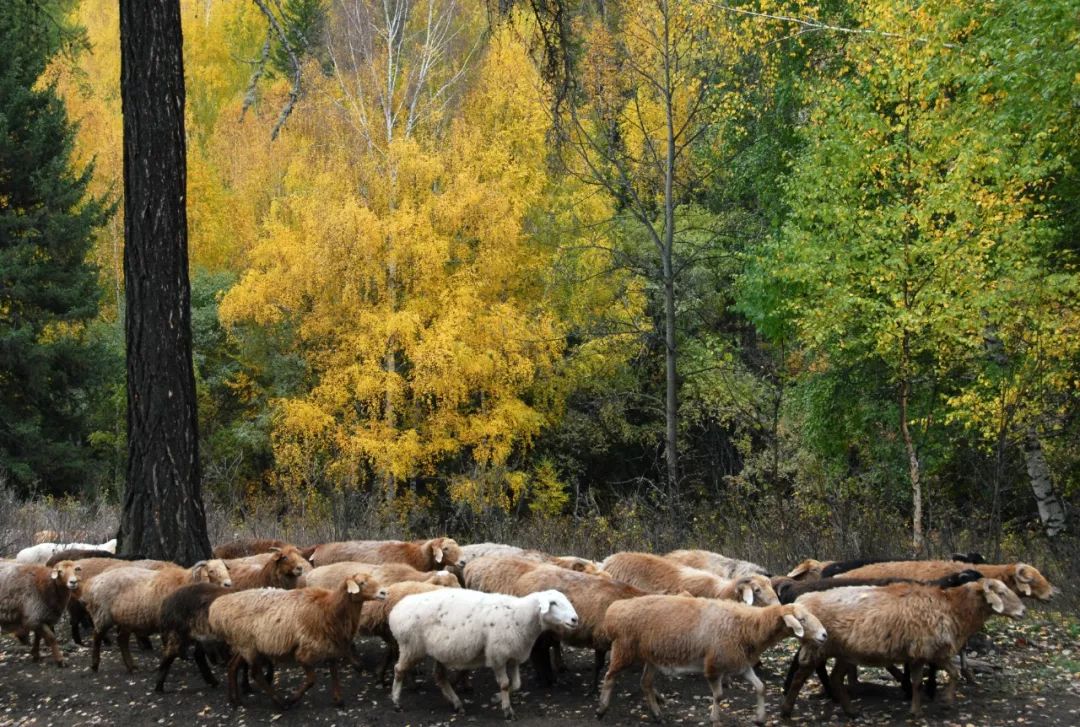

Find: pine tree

[0,1,110,494]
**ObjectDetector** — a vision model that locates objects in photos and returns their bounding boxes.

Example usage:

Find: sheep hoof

[502,708,515,720]
[54,660,66,669]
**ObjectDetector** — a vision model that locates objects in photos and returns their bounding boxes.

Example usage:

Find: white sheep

[389,588,579,719]
[16,539,117,565]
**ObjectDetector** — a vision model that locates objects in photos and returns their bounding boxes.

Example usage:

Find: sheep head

[979,578,1026,618]
[427,570,462,588]
[782,603,827,646]
[426,537,465,570]
[345,576,388,602]
[534,589,579,631]
[192,559,232,587]
[786,559,830,581]
[738,574,780,606]
[269,546,308,580]
[1011,563,1055,602]
[50,560,81,591]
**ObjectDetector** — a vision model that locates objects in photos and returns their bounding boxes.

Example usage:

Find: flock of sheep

[0,532,1057,724]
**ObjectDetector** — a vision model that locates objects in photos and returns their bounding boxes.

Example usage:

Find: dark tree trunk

[118,0,211,564]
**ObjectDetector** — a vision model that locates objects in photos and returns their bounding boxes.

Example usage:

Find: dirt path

[2,611,1078,726]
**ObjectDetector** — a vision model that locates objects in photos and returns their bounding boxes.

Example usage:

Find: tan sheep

[225,546,309,590]
[462,555,543,593]
[781,578,1025,718]
[212,538,289,559]
[307,537,464,571]
[460,543,605,576]
[597,596,827,725]
[786,558,834,581]
[602,552,778,604]
[837,560,1055,601]
[664,549,769,579]
[0,560,81,666]
[511,563,649,686]
[208,575,388,708]
[87,560,231,672]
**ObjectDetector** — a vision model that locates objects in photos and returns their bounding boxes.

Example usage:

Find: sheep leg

[117,628,137,672]
[740,665,766,725]
[829,658,858,717]
[328,660,344,707]
[640,663,663,721]
[509,660,522,691]
[597,642,632,719]
[155,634,180,692]
[779,658,816,719]
[592,647,608,691]
[908,662,926,717]
[226,654,244,707]
[285,663,318,707]
[378,642,398,686]
[492,661,515,720]
[251,657,289,710]
[433,661,466,715]
[705,667,723,724]
[40,624,64,667]
[193,643,219,687]
[940,659,961,708]
[90,628,106,672]
[529,632,557,686]
[392,653,422,710]
[30,627,42,661]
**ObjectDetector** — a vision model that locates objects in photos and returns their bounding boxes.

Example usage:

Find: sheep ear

[192,561,207,578]
[1017,581,1032,596]
[783,613,804,637]
[269,547,283,560]
[740,584,754,605]
[51,569,60,581]
[433,545,444,564]
[787,561,812,578]
[983,585,1005,613]
[538,597,551,614]
[347,579,361,594]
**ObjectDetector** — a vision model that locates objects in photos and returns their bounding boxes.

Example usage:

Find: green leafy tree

[0,0,112,494]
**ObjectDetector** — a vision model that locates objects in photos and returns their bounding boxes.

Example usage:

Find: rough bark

[661,0,679,493]
[118,0,212,564]
[899,370,923,551]
[1022,428,1067,537]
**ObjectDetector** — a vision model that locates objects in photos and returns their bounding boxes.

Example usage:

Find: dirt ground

[1,609,1078,727]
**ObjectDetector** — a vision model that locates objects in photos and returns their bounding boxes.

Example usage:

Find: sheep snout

[376,588,389,601]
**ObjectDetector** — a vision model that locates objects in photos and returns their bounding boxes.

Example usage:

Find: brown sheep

[598,596,827,725]
[302,561,460,590]
[836,560,1055,601]
[511,564,649,686]
[154,582,231,691]
[87,560,232,672]
[664,549,769,579]
[602,552,778,604]
[307,537,464,571]
[782,578,1025,718]
[786,559,834,581]
[225,546,309,590]
[212,538,289,559]
[209,575,388,708]
[462,555,543,593]
[0,560,81,666]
